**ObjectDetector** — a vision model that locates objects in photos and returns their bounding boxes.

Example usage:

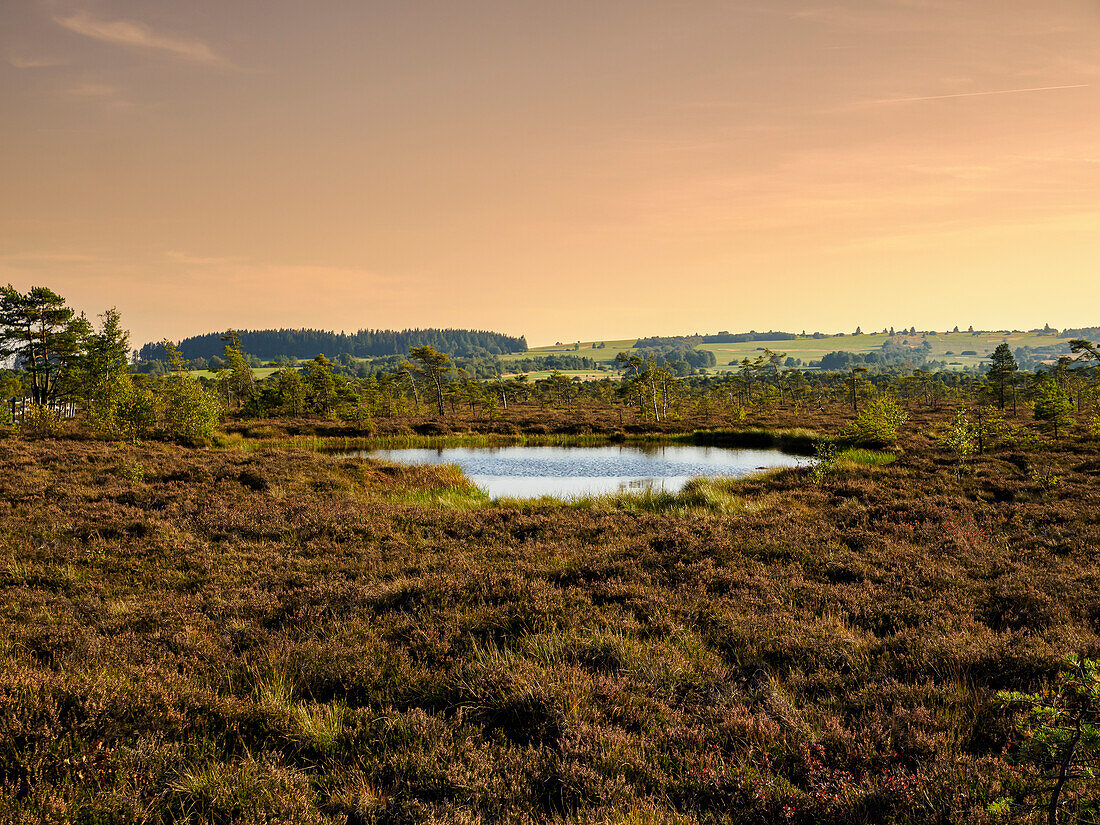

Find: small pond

[344,443,811,499]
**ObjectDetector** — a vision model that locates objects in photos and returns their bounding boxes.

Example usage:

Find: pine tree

[409,345,451,416]
[986,343,1019,412]
[0,285,91,406]
[85,308,130,385]
[1070,338,1099,364]
[1033,372,1075,437]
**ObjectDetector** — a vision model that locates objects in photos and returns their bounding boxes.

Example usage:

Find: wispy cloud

[0,251,107,264]
[871,83,1089,104]
[60,81,118,98]
[7,54,68,68]
[165,251,245,266]
[53,11,229,66]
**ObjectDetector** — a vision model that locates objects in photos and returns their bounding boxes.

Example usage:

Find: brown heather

[0,406,1098,824]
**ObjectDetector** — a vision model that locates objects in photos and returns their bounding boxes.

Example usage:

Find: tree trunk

[1049,715,1083,825]
[432,375,445,416]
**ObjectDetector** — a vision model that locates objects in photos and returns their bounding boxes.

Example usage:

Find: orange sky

[3,1,1100,349]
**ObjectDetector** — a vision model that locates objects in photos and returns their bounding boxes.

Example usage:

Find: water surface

[346,443,810,499]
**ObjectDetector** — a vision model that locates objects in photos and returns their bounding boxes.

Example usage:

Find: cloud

[53,11,229,66]
[0,251,107,264]
[60,81,118,98]
[871,83,1089,104]
[7,54,68,68]
[165,251,245,266]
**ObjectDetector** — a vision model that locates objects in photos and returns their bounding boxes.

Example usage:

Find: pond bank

[229,424,824,456]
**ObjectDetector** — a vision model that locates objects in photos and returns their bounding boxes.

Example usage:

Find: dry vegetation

[1,408,1098,823]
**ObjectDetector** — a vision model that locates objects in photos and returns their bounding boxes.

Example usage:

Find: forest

[135,327,528,362]
[2,285,1100,824]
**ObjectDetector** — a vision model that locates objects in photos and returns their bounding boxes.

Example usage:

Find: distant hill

[138,327,528,361]
[503,326,1095,374]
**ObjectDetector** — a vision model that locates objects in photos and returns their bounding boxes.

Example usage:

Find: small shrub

[158,375,222,443]
[117,458,146,484]
[843,397,908,446]
[809,439,837,485]
[1029,465,1060,493]
[1087,414,1100,439]
[935,407,977,479]
[20,403,60,437]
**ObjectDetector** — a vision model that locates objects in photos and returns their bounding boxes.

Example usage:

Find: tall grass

[836,447,897,467]
[570,476,771,515]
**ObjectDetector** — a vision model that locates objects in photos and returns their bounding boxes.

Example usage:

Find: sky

[2,0,1100,349]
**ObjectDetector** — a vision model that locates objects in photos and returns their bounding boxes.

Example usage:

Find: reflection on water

[341,444,811,499]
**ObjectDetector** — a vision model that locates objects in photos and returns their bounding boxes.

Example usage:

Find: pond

[344,443,812,499]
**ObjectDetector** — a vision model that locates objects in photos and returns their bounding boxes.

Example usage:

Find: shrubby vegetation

[2,400,1099,822]
[0,285,223,444]
[2,285,1100,823]
[841,396,909,446]
[7,283,1100,449]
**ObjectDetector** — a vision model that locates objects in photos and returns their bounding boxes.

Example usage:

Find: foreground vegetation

[3,286,1100,822]
[2,403,1099,823]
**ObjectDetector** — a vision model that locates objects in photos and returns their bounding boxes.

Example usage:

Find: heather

[1,405,1098,823]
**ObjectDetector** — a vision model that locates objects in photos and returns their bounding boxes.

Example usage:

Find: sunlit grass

[836,447,897,467]
[569,476,770,516]
[373,462,491,509]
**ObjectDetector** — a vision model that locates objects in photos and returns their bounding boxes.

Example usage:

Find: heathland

[2,399,1100,824]
[2,288,1100,823]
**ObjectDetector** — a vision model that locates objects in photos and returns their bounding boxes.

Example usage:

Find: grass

[696,330,1075,372]
[186,366,290,379]
[500,369,611,380]
[568,476,771,517]
[836,447,898,467]
[1,406,1098,822]
[498,338,638,362]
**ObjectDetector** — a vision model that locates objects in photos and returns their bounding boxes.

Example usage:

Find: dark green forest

[136,327,528,362]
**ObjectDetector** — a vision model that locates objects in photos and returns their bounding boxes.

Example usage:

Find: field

[500,369,611,381]
[186,367,289,380]
[697,331,1075,372]
[177,330,1078,382]
[506,331,1079,374]
[2,403,1099,823]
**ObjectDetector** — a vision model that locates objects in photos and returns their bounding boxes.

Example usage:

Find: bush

[158,375,222,443]
[20,403,60,437]
[843,397,908,446]
[1087,414,1100,439]
[86,374,156,441]
[809,439,837,485]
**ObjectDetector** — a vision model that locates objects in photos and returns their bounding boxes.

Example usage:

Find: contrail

[875,83,1088,104]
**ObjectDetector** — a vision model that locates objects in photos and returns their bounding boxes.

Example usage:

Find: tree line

[3,285,1098,446]
[136,326,528,362]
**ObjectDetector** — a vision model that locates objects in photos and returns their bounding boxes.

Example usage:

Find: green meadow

[505,330,1079,373]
